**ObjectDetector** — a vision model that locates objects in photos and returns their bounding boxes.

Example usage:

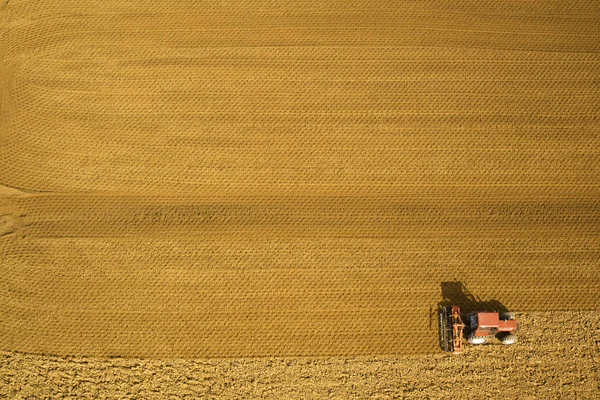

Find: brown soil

[1,311,599,399]
[1,0,599,364]
[1,190,599,357]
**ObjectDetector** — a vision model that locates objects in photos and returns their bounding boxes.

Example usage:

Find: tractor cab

[470,312,499,336]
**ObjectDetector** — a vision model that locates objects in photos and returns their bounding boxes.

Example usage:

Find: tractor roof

[477,312,500,328]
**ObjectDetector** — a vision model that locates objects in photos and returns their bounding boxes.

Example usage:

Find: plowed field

[1,0,600,358]
[2,311,600,399]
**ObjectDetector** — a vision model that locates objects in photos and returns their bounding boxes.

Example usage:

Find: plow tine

[439,306,451,352]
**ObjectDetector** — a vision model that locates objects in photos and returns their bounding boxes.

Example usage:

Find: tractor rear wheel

[468,336,487,345]
[500,333,517,345]
[500,312,516,320]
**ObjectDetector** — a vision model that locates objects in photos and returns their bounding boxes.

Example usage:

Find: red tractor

[467,310,518,345]
[440,306,519,354]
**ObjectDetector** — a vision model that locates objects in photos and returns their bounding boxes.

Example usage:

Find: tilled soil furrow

[1,0,599,358]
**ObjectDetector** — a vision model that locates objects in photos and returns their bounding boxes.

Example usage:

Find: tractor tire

[500,312,516,320]
[468,336,487,345]
[500,333,517,345]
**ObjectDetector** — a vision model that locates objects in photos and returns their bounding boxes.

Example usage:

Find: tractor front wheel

[500,333,517,345]
[468,336,487,345]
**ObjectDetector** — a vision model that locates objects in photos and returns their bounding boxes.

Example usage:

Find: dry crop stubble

[0,0,600,358]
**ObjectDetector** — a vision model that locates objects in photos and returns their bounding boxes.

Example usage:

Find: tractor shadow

[437,281,510,351]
